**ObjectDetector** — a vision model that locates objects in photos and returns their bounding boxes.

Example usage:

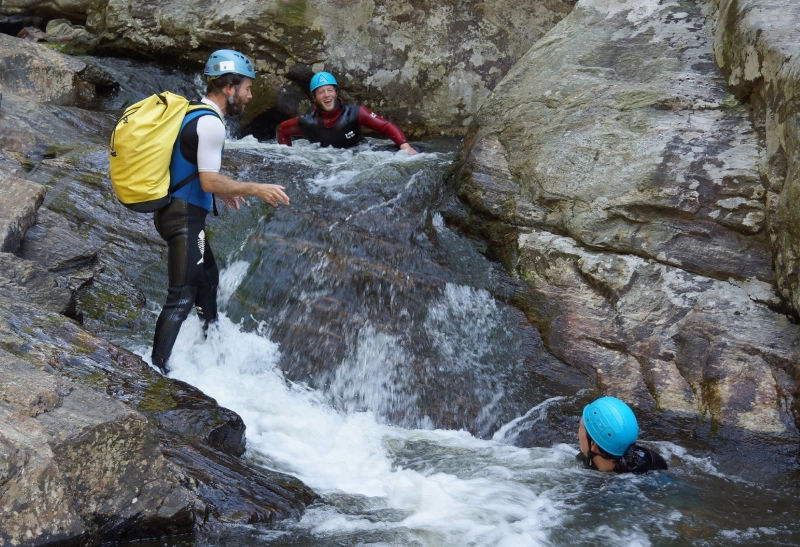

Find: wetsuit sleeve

[196,115,225,173]
[277,117,304,146]
[357,106,408,146]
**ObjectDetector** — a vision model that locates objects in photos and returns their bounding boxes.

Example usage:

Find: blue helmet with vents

[582,397,639,457]
[310,71,338,93]
[204,49,255,79]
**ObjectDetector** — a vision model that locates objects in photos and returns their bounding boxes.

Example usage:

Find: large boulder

[0,172,44,253]
[0,294,318,544]
[0,0,92,22]
[0,348,196,545]
[447,0,800,455]
[0,34,318,544]
[0,32,115,107]
[713,0,800,314]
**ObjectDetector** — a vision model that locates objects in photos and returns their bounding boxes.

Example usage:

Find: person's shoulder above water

[617,443,668,474]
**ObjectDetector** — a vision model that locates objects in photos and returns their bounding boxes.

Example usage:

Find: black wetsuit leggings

[151,198,218,371]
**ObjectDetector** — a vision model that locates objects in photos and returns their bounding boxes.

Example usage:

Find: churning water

[125,138,800,546]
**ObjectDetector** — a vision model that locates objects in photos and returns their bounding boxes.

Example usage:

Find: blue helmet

[204,49,255,79]
[582,397,639,456]
[310,71,338,93]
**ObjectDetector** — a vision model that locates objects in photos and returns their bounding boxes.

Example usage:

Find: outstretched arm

[358,107,418,155]
[199,172,290,208]
[277,117,303,146]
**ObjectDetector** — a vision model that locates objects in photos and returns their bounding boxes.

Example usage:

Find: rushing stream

[60,58,800,546]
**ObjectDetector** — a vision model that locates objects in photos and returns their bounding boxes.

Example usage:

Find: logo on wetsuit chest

[345,131,355,139]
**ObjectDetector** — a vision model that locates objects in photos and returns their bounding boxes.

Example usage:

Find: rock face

[0,295,318,545]
[447,0,800,462]
[2,0,577,135]
[0,173,44,253]
[0,346,196,545]
[0,253,75,316]
[0,32,114,107]
[713,0,800,315]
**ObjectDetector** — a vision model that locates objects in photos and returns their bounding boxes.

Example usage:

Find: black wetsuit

[150,107,220,373]
[277,102,409,149]
[614,444,668,473]
[577,444,668,474]
[297,104,363,148]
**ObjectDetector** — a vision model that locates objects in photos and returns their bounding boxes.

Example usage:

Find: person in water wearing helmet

[151,49,290,374]
[277,71,418,154]
[577,396,668,473]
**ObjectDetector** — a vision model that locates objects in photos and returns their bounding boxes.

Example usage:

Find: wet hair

[206,73,245,95]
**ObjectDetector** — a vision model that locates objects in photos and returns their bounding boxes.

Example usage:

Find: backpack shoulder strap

[169,104,222,194]
[187,100,222,118]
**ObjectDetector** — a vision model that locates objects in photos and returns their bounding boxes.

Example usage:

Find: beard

[227,96,246,117]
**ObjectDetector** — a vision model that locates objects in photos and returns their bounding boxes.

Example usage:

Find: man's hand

[256,184,290,208]
[400,143,418,155]
[222,196,246,210]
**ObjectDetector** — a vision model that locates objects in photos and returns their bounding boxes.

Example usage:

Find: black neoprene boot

[151,353,169,375]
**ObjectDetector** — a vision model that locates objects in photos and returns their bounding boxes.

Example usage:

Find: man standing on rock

[277,71,418,154]
[151,49,290,374]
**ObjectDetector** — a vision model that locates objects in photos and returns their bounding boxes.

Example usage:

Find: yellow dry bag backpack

[109,92,216,212]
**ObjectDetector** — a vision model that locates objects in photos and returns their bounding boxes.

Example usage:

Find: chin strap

[583,433,598,469]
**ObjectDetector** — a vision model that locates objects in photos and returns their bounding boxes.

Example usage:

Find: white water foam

[492,395,569,444]
[144,264,592,545]
[129,133,798,546]
[224,136,427,200]
[161,311,578,545]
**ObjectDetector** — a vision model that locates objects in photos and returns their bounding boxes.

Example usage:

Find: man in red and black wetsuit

[277,71,418,155]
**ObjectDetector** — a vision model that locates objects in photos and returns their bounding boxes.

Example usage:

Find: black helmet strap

[226,79,246,117]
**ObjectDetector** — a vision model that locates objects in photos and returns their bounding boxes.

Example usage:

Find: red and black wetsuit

[277,101,408,149]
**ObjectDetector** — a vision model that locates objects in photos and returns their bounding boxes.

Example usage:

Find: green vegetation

[84,370,109,388]
[77,284,141,326]
[28,313,68,330]
[274,0,307,27]
[38,41,92,56]
[700,378,723,437]
[139,376,179,412]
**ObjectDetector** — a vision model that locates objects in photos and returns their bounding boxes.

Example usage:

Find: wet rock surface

[713,0,800,316]
[0,172,44,253]
[0,346,196,545]
[0,32,114,107]
[447,0,800,470]
[0,296,317,544]
[0,253,75,316]
[1,0,800,540]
